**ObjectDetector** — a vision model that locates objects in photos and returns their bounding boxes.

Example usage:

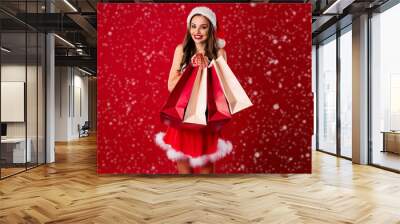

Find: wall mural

[98,3,313,174]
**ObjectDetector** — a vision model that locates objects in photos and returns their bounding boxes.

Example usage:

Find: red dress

[155,126,232,167]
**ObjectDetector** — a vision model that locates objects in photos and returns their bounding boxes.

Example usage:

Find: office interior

[0,0,399,177]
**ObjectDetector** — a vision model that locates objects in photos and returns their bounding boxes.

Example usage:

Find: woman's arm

[167,44,184,92]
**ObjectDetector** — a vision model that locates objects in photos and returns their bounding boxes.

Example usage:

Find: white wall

[73,73,89,137]
[55,67,89,141]
[55,66,69,141]
[1,65,25,134]
[1,65,38,137]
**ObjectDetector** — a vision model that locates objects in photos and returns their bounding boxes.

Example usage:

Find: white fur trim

[187,6,217,29]
[154,132,232,168]
[217,38,226,48]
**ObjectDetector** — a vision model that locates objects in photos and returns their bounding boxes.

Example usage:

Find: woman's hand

[191,53,209,69]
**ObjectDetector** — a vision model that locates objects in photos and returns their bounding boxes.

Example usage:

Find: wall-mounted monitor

[1,82,25,122]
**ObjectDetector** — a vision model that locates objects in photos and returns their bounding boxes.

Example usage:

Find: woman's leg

[199,162,215,174]
[176,159,193,174]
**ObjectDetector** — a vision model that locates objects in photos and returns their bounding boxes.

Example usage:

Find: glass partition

[1,31,28,177]
[317,35,337,154]
[371,3,400,171]
[0,0,46,179]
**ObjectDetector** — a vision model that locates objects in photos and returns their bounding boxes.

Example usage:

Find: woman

[156,6,232,174]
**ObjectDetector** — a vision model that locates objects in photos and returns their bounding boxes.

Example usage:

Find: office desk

[1,138,32,163]
[382,131,400,154]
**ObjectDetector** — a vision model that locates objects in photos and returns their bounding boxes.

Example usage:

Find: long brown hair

[179,15,219,71]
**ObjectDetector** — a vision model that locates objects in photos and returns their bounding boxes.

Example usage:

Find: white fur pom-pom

[217,38,226,48]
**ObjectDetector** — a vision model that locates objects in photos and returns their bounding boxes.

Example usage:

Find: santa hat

[186,6,226,48]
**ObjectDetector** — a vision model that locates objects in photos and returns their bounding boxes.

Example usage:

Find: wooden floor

[1,163,45,178]
[1,135,400,223]
[0,167,26,178]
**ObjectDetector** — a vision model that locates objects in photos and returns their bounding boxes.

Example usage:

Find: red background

[97,3,313,174]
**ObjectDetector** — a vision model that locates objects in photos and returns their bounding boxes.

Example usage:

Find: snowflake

[247,77,253,84]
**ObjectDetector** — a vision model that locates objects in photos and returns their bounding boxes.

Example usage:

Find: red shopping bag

[160,64,198,127]
[206,65,232,131]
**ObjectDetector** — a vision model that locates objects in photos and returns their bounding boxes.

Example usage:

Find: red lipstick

[193,34,203,40]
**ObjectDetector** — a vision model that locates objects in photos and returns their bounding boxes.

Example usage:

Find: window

[317,35,337,154]
[370,3,400,171]
[339,27,352,158]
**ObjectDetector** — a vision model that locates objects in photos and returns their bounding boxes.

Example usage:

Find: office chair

[79,121,90,138]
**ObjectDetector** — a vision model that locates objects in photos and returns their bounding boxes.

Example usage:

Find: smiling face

[190,15,210,45]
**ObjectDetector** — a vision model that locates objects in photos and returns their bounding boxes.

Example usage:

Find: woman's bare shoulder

[175,44,184,54]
